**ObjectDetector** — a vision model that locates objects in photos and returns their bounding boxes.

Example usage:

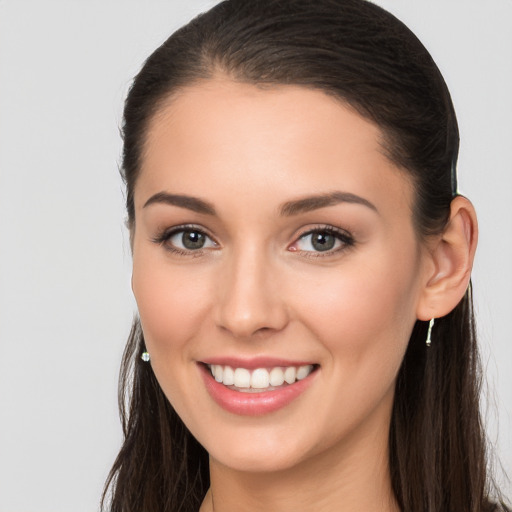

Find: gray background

[0,1,510,510]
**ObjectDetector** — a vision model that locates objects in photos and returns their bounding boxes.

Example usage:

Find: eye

[290,227,354,255]
[153,225,218,254]
[170,229,215,250]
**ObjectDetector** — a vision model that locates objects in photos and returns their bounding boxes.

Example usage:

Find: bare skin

[131,78,477,512]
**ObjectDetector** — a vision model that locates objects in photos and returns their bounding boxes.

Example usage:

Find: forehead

[137,79,414,218]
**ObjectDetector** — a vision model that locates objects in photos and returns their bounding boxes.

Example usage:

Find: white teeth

[269,367,285,386]
[223,365,234,385]
[284,366,296,384]
[213,365,223,383]
[297,365,313,380]
[233,368,251,388]
[251,368,270,389]
[208,364,314,390]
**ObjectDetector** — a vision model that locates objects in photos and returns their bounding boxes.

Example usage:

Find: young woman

[102,0,509,510]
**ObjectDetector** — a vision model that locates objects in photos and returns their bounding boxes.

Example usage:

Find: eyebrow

[142,190,377,217]
[279,191,378,216]
[143,192,216,215]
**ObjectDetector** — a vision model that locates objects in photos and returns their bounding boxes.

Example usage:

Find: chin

[204,429,311,474]
[211,450,303,474]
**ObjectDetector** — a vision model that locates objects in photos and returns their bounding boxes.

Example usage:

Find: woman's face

[132,79,430,473]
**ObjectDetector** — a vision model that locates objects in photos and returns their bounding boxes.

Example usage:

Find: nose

[214,246,289,339]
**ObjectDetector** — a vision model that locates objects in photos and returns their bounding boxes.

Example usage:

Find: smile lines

[207,364,315,391]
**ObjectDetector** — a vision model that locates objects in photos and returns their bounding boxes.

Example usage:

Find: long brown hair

[103,1,509,510]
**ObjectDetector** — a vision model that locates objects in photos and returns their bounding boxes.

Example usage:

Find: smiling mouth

[206,364,317,392]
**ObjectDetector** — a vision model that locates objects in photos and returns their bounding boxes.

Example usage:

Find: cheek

[131,251,212,359]
[131,252,216,415]
[291,248,420,364]
[277,248,421,449]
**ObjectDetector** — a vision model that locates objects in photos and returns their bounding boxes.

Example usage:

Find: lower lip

[199,364,317,416]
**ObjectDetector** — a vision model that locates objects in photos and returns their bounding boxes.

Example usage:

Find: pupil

[182,231,205,249]
[312,232,335,251]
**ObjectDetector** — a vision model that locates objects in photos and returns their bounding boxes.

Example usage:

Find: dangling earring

[141,351,150,362]
[426,318,435,347]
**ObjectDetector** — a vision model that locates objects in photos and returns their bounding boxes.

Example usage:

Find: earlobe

[416,196,478,321]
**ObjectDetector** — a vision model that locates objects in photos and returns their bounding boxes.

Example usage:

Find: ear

[416,195,478,320]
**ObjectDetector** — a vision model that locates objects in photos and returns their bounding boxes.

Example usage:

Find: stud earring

[141,351,150,362]
[426,318,435,347]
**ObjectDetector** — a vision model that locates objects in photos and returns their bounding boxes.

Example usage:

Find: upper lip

[200,356,317,369]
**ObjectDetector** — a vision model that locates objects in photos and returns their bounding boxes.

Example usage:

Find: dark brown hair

[103,1,509,510]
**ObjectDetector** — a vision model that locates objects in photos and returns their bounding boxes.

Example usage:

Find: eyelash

[292,225,355,259]
[152,224,218,257]
[151,224,355,258]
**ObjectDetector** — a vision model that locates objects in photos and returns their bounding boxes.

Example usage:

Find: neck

[201,420,399,512]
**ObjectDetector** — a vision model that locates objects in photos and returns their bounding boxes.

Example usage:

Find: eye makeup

[151,221,356,260]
